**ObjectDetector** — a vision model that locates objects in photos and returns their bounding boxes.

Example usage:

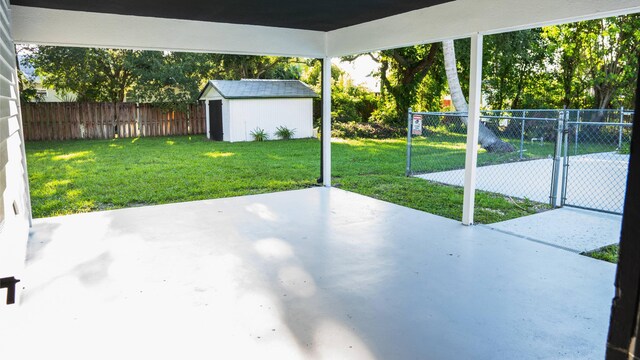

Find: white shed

[198,80,318,142]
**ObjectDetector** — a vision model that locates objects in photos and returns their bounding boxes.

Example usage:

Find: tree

[127,51,221,111]
[544,14,640,111]
[585,15,640,111]
[216,55,302,80]
[130,53,306,111]
[483,30,549,109]
[544,22,590,108]
[376,44,442,125]
[25,46,307,111]
[24,46,137,102]
[442,40,515,153]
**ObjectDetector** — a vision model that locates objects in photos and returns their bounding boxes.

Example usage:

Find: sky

[333,56,380,92]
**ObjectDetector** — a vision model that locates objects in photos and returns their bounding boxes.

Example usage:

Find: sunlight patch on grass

[205,151,235,158]
[166,140,176,145]
[45,179,72,188]
[34,179,73,197]
[131,137,140,143]
[32,149,61,158]
[65,189,82,199]
[108,143,124,149]
[333,138,369,146]
[52,151,92,161]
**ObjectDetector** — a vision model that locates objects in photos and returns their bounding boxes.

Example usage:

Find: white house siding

[0,0,30,303]
[228,98,313,142]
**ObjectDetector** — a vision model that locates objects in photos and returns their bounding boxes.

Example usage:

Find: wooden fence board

[22,102,206,141]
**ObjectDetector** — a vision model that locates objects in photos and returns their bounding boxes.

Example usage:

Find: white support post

[205,100,210,140]
[322,57,332,187]
[462,33,483,226]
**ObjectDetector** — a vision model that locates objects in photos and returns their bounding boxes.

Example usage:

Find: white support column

[322,57,332,187]
[462,33,483,225]
[205,100,210,139]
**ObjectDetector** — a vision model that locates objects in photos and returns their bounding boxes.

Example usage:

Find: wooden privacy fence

[21,102,206,141]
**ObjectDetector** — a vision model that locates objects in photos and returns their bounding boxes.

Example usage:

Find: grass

[583,244,619,263]
[26,135,548,223]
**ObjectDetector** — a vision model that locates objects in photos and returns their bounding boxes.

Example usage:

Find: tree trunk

[442,40,515,153]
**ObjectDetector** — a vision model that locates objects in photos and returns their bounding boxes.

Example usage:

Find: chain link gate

[407,108,634,214]
[561,109,634,214]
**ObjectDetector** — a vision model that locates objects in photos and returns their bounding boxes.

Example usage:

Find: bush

[332,85,379,123]
[619,142,630,155]
[250,127,269,141]
[331,121,405,139]
[275,126,296,140]
[369,105,401,125]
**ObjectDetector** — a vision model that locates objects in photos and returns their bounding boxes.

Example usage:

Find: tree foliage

[16,69,42,103]
[24,46,136,102]
[24,48,306,110]
[376,44,442,124]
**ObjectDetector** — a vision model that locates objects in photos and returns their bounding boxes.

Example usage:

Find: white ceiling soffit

[327,0,640,57]
[10,0,640,58]
[9,5,326,58]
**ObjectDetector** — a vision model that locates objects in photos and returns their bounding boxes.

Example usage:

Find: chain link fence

[563,110,633,213]
[407,108,633,214]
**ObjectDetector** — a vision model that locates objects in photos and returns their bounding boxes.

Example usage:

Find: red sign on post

[412,115,422,135]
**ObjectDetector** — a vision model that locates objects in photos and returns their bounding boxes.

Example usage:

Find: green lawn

[582,244,619,264]
[26,135,548,223]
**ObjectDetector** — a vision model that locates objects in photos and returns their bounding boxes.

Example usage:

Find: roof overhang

[9,0,640,58]
[9,6,326,57]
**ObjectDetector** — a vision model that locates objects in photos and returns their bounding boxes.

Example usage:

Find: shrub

[250,127,269,141]
[332,84,379,123]
[275,126,296,140]
[331,121,405,139]
[369,105,401,125]
[619,142,630,155]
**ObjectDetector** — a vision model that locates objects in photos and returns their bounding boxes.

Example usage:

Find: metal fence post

[561,111,570,206]
[550,110,564,207]
[574,109,580,155]
[519,110,526,160]
[618,106,624,150]
[406,108,413,176]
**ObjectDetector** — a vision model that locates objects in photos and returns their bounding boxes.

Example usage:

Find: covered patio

[5,188,615,359]
[2,0,640,359]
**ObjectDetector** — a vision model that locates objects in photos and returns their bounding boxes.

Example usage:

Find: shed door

[209,100,223,141]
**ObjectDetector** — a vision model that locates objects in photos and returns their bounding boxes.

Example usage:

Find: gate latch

[0,277,20,305]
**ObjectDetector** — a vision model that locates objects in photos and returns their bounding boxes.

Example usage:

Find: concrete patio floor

[2,188,615,359]
[485,207,622,253]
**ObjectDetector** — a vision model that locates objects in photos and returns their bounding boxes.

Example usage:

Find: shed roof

[200,80,319,100]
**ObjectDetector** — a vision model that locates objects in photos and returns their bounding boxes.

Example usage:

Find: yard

[25,136,547,223]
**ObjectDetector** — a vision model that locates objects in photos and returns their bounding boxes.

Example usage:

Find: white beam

[322,57,332,187]
[327,0,640,57]
[10,6,326,58]
[205,100,210,139]
[462,33,483,226]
